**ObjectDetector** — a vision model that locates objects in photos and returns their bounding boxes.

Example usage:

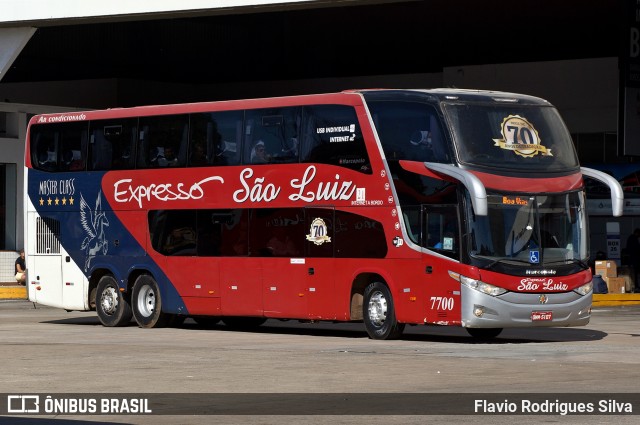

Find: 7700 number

[430,296,455,310]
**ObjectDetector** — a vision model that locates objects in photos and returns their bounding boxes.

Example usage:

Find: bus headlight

[459,275,508,297]
[573,281,593,296]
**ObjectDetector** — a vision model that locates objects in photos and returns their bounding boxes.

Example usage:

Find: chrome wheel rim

[368,291,387,326]
[100,286,118,316]
[137,284,156,318]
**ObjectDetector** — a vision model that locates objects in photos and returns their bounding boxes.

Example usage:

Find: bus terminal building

[0,0,636,268]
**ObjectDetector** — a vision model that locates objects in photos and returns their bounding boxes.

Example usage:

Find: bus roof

[28,88,552,126]
[356,88,551,105]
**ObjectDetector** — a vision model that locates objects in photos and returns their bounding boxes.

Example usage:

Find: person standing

[625,229,640,292]
[15,249,26,285]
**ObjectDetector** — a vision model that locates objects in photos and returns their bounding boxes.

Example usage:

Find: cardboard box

[605,277,626,294]
[595,260,617,278]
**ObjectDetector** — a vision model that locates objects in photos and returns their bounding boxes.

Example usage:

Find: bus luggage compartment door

[220,258,263,316]
[61,255,88,310]
[262,257,308,319]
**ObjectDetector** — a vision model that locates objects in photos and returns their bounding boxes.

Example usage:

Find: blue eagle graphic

[80,191,109,272]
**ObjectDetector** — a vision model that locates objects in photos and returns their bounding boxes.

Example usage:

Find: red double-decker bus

[24,89,623,339]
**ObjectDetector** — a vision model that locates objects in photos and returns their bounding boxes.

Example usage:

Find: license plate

[531,311,552,321]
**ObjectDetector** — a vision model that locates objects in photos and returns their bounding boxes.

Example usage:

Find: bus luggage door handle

[308,268,315,275]
[425,266,433,274]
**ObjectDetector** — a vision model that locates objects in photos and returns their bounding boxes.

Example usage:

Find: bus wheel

[132,275,169,328]
[363,282,405,340]
[221,317,267,329]
[466,328,503,339]
[96,275,132,327]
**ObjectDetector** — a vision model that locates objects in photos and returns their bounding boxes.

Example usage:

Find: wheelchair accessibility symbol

[529,250,540,264]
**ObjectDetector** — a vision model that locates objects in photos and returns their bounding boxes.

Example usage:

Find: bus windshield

[467,192,588,270]
[443,102,580,173]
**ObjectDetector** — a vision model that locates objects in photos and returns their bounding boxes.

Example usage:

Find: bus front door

[421,205,462,325]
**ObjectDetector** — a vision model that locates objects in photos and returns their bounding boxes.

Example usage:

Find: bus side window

[221,209,248,256]
[425,207,459,260]
[333,210,387,258]
[243,107,300,165]
[91,131,112,170]
[190,110,243,166]
[31,122,89,172]
[32,129,59,172]
[367,101,450,163]
[301,105,371,174]
[58,123,88,172]
[139,114,189,168]
[249,208,304,257]
[149,210,197,256]
[90,120,137,171]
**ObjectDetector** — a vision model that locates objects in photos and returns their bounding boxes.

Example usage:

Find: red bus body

[24,89,623,339]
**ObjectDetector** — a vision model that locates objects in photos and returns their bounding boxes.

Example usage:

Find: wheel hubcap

[100,286,118,315]
[368,291,387,326]
[137,284,156,318]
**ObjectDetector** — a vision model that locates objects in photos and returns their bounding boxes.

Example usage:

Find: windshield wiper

[543,258,589,269]
[477,257,533,270]
[479,256,589,271]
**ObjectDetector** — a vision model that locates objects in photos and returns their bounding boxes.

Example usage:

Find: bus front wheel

[132,275,170,328]
[363,282,405,340]
[96,275,132,327]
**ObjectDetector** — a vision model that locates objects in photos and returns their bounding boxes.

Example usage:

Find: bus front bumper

[460,285,592,328]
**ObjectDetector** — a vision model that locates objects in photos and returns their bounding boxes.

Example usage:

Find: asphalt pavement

[0,300,639,425]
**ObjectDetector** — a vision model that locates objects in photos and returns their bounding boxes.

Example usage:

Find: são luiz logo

[493,115,552,158]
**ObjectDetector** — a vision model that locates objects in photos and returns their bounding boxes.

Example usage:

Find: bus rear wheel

[132,275,170,328]
[96,275,132,327]
[363,282,405,340]
[466,328,503,340]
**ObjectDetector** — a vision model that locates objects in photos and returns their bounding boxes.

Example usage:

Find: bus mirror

[424,162,488,216]
[580,167,624,217]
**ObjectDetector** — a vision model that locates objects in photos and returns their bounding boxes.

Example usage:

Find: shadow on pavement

[42,315,607,344]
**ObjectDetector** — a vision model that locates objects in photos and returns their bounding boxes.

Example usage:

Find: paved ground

[0,300,639,425]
